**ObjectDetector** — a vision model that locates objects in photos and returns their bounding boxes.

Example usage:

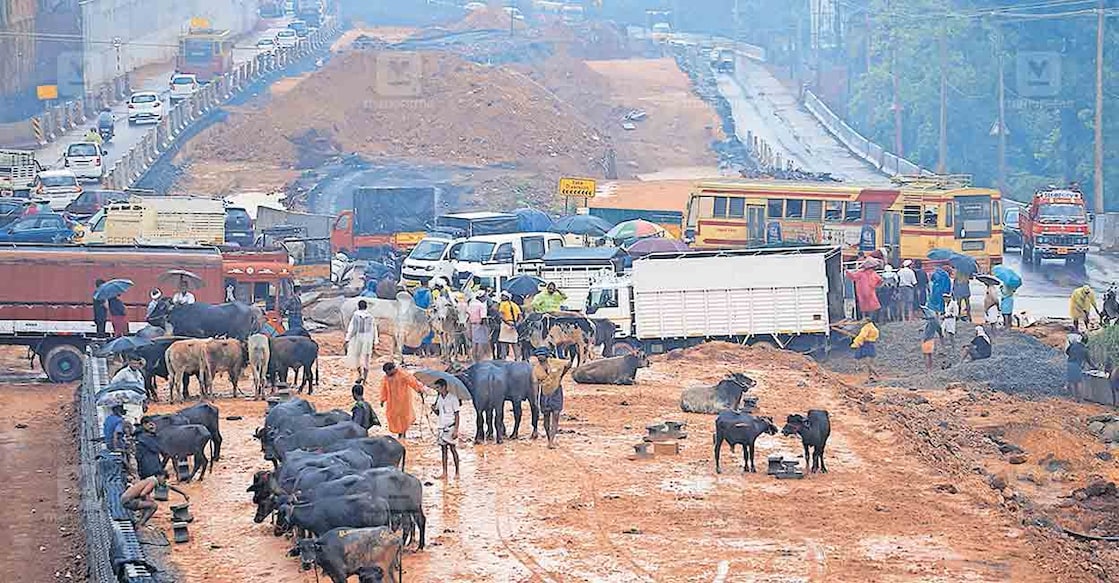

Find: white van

[401,235,459,288]
[450,232,566,291]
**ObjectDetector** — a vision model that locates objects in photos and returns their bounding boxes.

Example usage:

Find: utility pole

[937,27,947,173]
[997,34,1007,195]
[1094,0,1105,213]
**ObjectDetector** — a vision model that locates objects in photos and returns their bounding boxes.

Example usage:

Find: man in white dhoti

[346,299,378,382]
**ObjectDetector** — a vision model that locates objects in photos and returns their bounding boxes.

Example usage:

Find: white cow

[339,293,430,363]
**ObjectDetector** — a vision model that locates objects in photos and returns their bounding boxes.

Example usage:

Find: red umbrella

[626,237,690,256]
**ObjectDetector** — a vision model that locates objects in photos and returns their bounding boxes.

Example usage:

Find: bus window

[824,201,843,222]
[786,199,804,219]
[923,205,939,227]
[713,196,728,217]
[992,200,1001,225]
[844,202,862,222]
[728,197,745,218]
[903,205,921,226]
[767,199,783,219]
[805,200,823,221]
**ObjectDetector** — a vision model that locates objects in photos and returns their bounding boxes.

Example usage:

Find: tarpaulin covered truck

[331,186,438,258]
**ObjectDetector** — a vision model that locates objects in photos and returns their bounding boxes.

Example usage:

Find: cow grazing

[150,402,223,460]
[166,339,211,402]
[713,411,779,473]
[205,338,246,397]
[247,333,270,399]
[152,424,213,481]
[680,372,756,414]
[269,336,319,394]
[782,410,832,474]
[297,527,403,583]
[572,353,648,385]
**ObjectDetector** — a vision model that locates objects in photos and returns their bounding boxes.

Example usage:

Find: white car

[33,169,83,210]
[169,74,199,102]
[464,2,487,10]
[127,91,163,125]
[275,29,298,49]
[63,142,105,180]
[256,36,277,55]
[502,6,525,20]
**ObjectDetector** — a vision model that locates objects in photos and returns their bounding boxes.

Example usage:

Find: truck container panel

[256,206,333,239]
[102,197,225,245]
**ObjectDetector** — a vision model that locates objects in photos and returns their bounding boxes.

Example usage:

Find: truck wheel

[44,344,84,383]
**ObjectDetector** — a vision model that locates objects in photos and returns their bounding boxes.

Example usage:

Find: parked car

[33,169,83,210]
[275,29,298,49]
[1003,205,1022,250]
[224,206,255,247]
[127,91,163,125]
[63,142,105,180]
[256,36,277,55]
[288,20,309,37]
[169,73,199,102]
[65,189,129,219]
[0,198,26,229]
[0,213,75,243]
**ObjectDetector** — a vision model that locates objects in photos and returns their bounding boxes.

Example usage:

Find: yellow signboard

[558,177,597,198]
[36,85,58,100]
[189,17,211,29]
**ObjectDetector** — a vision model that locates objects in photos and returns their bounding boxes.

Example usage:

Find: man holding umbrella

[172,277,196,306]
[93,279,109,337]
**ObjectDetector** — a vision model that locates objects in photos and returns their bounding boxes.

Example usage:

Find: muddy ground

[0,347,83,582]
[133,333,1119,582]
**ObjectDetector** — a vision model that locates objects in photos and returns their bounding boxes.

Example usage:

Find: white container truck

[585,246,844,355]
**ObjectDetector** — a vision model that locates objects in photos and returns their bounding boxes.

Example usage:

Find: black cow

[713,411,779,473]
[147,299,260,340]
[149,402,223,460]
[272,422,367,463]
[269,336,319,393]
[321,436,406,470]
[572,353,648,385]
[151,424,213,481]
[455,361,508,444]
[297,527,403,583]
[782,410,831,474]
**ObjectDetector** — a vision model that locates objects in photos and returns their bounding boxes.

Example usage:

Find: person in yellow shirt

[1070,284,1098,333]
[532,347,571,449]
[851,319,880,381]
[497,291,523,360]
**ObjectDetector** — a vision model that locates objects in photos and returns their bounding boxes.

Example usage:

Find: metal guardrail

[103,19,343,191]
[801,88,927,177]
[29,76,132,147]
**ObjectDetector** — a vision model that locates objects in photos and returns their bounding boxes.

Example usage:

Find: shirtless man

[120,470,189,526]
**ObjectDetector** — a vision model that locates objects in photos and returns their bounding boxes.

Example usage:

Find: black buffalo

[284,492,392,537]
[713,411,778,473]
[269,336,319,393]
[782,410,831,474]
[321,436,406,470]
[147,299,260,340]
[572,353,648,385]
[297,527,403,583]
[150,424,214,481]
[271,422,368,463]
[487,360,539,440]
[149,402,223,460]
[455,362,508,444]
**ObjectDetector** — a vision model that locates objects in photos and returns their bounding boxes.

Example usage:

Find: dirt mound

[179,51,607,176]
[449,7,526,32]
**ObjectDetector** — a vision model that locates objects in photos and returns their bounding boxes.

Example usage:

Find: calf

[572,353,648,385]
[149,402,223,460]
[166,339,210,402]
[713,411,778,473]
[269,336,319,393]
[782,410,831,474]
[153,424,213,481]
[680,372,756,414]
[247,333,270,399]
[547,322,591,367]
[205,338,246,397]
[297,527,403,583]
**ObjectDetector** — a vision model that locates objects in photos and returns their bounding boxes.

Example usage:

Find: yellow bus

[685,175,1003,271]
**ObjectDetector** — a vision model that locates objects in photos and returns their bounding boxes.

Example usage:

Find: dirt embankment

[137,335,1116,582]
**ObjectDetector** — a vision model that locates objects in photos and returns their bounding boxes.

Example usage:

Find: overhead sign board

[36,85,58,100]
[558,177,596,198]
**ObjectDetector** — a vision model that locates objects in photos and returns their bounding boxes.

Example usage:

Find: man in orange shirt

[379,362,427,439]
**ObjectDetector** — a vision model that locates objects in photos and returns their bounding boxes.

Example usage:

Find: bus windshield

[183,39,216,62]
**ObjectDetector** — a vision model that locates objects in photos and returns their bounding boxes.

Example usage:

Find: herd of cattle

[248,397,420,583]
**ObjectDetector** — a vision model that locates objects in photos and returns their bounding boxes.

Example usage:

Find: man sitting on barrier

[120,470,188,527]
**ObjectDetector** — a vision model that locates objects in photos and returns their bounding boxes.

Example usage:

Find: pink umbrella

[626,237,690,256]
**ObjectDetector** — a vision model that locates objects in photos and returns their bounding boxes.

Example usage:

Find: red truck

[0,245,224,382]
[1019,187,1091,266]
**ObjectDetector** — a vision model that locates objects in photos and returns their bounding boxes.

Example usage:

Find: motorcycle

[98,125,113,143]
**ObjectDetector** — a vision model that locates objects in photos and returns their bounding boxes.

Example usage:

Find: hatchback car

[0,198,25,229]
[224,206,255,247]
[65,189,128,219]
[63,142,105,180]
[288,20,309,37]
[0,213,74,243]
[127,91,163,125]
[275,29,298,49]
[33,169,83,210]
[169,74,199,102]
[256,36,277,55]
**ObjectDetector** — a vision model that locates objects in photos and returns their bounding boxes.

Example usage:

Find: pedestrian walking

[897,260,917,320]
[929,267,952,313]
[379,362,426,439]
[93,279,108,337]
[921,309,943,372]
[1065,333,1091,394]
[1000,283,1016,329]
[121,470,188,527]
[497,291,522,360]
[532,347,571,449]
[1070,284,1098,333]
[952,268,972,317]
[431,378,461,479]
[108,295,129,337]
[346,300,378,382]
[851,319,880,381]
[467,291,489,363]
[350,382,379,430]
[913,259,929,312]
[846,265,882,321]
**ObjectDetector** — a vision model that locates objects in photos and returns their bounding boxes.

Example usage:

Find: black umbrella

[412,369,472,401]
[95,335,153,356]
[503,275,545,297]
[549,214,614,237]
[94,278,134,301]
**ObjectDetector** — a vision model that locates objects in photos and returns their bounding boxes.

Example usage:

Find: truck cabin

[223,250,294,333]
[450,232,566,290]
[1031,190,1088,225]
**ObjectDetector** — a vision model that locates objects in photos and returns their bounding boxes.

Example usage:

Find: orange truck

[1019,187,1090,266]
[331,186,437,259]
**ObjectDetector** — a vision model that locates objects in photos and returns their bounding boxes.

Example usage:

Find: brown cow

[205,339,247,398]
[546,322,592,367]
[166,339,210,403]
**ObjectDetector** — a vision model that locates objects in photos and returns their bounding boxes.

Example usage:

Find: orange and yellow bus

[685,175,1003,271]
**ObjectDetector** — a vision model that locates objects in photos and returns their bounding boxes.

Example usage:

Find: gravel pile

[825,321,1068,395]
